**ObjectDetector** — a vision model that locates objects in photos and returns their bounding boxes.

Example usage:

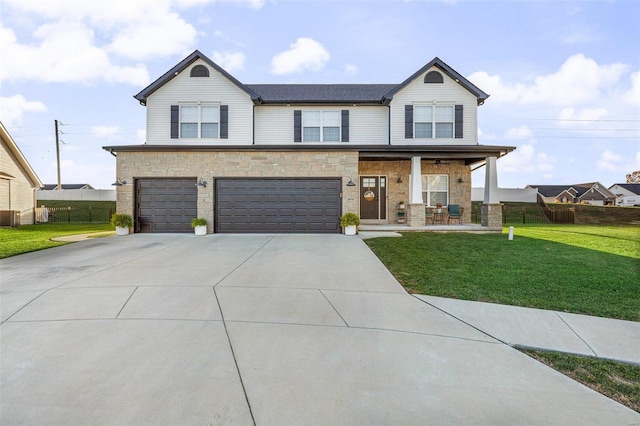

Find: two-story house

[104,50,513,233]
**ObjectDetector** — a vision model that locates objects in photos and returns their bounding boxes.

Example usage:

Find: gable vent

[424,71,443,83]
[190,65,210,77]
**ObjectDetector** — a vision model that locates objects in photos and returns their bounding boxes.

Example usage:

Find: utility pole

[55,119,61,190]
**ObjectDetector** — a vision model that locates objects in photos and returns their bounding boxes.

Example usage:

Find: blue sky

[2,0,639,189]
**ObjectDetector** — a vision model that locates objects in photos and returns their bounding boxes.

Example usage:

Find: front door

[360,176,387,220]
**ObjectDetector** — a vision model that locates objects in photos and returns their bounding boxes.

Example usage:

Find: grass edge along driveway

[0,224,115,259]
[365,225,640,322]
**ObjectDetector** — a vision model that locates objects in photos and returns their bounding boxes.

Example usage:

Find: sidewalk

[415,295,640,365]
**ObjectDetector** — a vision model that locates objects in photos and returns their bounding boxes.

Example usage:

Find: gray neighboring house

[527,183,616,206]
[41,184,95,190]
[1,121,43,225]
[104,50,515,234]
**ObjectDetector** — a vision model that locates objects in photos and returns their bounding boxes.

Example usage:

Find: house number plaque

[363,190,375,201]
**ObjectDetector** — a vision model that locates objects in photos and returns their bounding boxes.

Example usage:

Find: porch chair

[447,204,463,224]
[425,206,434,224]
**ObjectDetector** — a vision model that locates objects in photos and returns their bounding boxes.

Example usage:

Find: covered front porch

[356,145,514,232]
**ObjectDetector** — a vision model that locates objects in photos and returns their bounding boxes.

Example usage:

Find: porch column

[482,156,503,228]
[408,156,425,227]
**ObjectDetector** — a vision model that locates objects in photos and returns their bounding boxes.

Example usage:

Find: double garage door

[216,178,341,233]
[136,178,341,233]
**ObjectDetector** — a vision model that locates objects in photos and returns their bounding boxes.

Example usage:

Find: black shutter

[220,105,228,139]
[455,104,463,138]
[341,110,349,142]
[294,110,302,142]
[404,105,413,139]
[171,105,179,139]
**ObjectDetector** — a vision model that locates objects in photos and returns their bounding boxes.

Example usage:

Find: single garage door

[136,178,197,233]
[216,178,341,233]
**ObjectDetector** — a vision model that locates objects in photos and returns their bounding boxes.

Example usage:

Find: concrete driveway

[1,234,637,425]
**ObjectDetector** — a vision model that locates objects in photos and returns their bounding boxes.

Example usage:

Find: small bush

[110,213,133,228]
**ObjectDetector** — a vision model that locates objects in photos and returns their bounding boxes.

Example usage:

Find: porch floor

[358,223,503,234]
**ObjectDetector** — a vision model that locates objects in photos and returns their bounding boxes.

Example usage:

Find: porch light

[346,178,356,187]
[397,176,403,183]
[196,179,207,188]
[458,177,464,183]
[112,178,127,186]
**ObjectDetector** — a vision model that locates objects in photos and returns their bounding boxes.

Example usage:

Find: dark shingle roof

[527,185,574,197]
[246,84,397,104]
[41,184,93,190]
[133,51,489,106]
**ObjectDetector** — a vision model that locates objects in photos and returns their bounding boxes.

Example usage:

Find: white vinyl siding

[389,66,478,145]
[0,138,39,224]
[145,59,253,145]
[254,105,388,145]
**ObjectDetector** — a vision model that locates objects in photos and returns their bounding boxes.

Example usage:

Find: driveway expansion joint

[554,311,599,357]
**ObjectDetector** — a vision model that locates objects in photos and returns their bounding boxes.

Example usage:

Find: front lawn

[365,225,640,321]
[523,349,640,413]
[0,224,114,259]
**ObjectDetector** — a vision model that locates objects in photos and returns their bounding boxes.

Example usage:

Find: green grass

[365,225,640,321]
[523,349,640,413]
[0,224,115,259]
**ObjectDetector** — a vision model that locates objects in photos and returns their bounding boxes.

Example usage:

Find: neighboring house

[104,50,514,233]
[609,183,640,198]
[527,183,616,206]
[609,183,640,206]
[0,121,43,225]
[41,184,95,190]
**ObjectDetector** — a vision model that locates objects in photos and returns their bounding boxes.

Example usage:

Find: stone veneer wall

[358,159,471,224]
[115,150,359,233]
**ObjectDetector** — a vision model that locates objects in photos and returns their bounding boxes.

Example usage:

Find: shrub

[110,213,133,228]
[191,218,208,227]
[340,212,360,227]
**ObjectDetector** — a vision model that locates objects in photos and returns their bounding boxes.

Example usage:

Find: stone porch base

[359,224,503,233]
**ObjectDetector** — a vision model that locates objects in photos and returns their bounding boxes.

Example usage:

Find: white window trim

[179,103,220,139]
[421,174,449,207]
[414,104,454,139]
[302,110,341,142]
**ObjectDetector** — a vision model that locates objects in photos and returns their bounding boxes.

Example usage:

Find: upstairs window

[414,105,454,139]
[180,104,219,138]
[303,111,341,142]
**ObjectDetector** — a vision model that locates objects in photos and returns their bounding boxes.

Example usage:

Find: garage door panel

[136,178,197,233]
[215,178,341,233]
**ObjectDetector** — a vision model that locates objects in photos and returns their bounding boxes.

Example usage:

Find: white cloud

[106,8,197,60]
[557,107,608,124]
[270,38,330,75]
[468,54,629,106]
[0,94,47,126]
[137,129,147,143]
[345,64,358,75]
[92,125,120,138]
[504,126,533,139]
[498,143,556,175]
[624,71,640,106]
[211,51,245,72]
[0,22,149,85]
[597,150,640,173]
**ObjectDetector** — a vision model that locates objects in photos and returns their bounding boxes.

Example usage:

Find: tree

[627,170,640,183]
